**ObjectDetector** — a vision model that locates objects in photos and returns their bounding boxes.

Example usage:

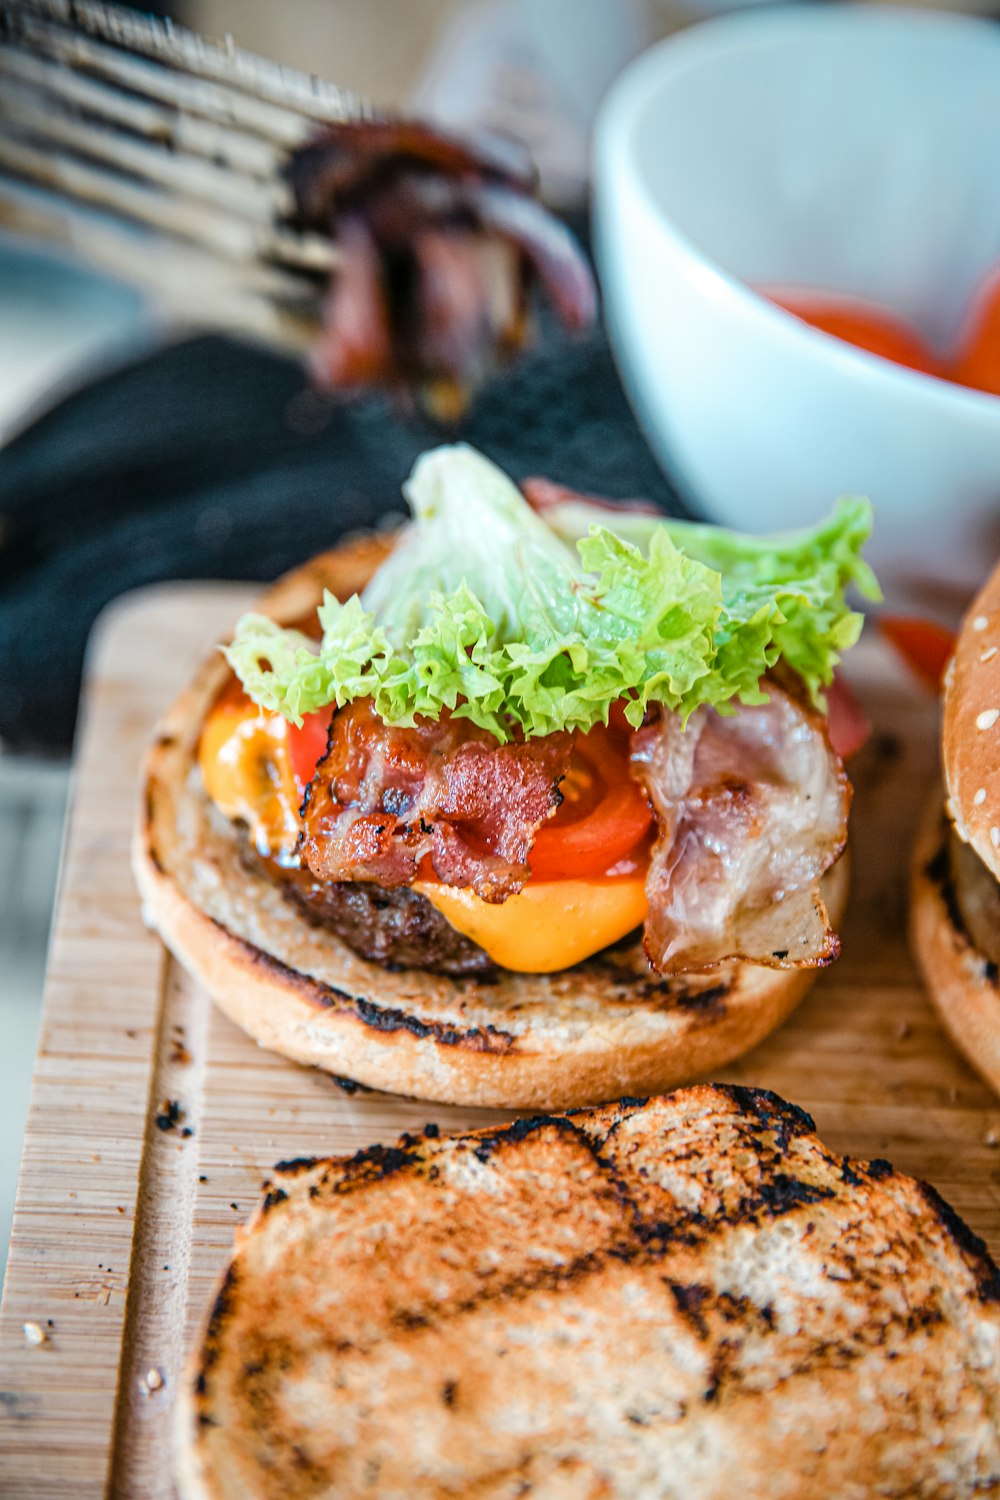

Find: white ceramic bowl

[593,5,1000,611]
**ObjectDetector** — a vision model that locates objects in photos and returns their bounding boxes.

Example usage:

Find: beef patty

[948,825,1000,969]
[245,842,494,975]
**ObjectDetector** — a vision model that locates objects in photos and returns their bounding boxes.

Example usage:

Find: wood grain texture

[2,581,1000,1499]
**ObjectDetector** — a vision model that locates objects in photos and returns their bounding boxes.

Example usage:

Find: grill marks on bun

[177,1087,1000,1500]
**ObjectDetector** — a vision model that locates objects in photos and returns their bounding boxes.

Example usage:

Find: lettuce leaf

[225,444,878,741]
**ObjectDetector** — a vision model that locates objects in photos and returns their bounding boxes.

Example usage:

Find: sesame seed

[22,1322,47,1346]
[974,615,989,631]
[991,827,1000,849]
[977,709,1000,731]
[975,788,987,806]
[145,1366,164,1392]
[983,647,998,663]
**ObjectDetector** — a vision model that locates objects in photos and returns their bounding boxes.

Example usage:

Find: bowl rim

[593,2,1000,423]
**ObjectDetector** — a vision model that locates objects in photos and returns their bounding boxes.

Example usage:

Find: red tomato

[824,673,871,760]
[878,615,956,692]
[951,269,1000,397]
[287,707,334,794]
[529,719,653,881]
[765,290,941,377]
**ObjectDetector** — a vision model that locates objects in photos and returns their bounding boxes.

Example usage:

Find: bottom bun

[133,538,848,1111]
[911,796,1000,1097]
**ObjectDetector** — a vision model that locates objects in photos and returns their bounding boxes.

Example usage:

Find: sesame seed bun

[943,564,1000,879]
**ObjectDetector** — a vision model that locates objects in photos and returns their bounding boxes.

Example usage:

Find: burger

[912,564,1000,1093]
[133,444,876,1108]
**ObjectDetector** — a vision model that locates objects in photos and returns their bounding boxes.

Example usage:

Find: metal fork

[0,0,370,353]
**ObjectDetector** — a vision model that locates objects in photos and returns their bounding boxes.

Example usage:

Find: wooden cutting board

[2,582,999,1500]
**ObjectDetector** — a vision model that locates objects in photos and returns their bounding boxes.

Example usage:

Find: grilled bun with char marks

[176,1086,1000,1500]
[133,538,846,1111]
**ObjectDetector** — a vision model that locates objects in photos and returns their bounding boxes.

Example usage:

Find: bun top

[943,562,1000,879]
[180,1087,1000,1497]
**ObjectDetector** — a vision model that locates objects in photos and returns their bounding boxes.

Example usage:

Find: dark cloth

[0,316,686,755]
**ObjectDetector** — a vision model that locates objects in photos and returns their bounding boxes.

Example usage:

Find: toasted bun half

[176,1086,1000,1500]
[910,795,1000,1095]
[944,561,1000,879]
[133,538,847,1111]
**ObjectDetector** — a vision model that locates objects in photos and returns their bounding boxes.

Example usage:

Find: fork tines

[0,0,366,342]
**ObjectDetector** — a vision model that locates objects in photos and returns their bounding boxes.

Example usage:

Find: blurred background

[2,0,1000,1273]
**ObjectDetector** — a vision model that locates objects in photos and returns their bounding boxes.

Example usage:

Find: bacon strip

[630,686,850,975]
[297,685,847,973]
[299,701,570,903]
[288,120,596,412]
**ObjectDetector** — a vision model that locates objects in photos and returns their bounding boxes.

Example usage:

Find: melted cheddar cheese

[414,876,648,973]
[198,698,300,860]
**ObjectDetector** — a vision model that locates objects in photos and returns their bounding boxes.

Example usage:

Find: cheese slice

[198,700,300,859]
[415,876,648,973]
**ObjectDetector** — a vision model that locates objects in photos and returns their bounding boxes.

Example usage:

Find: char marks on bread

[177,1085,1000,1500]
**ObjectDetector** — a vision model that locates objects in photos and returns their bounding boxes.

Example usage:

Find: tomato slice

[529,719,652,881]
[824,673,871,760]
[764,290,941,377]
[951,268,1000,397]
[878,615,956,692]
[287,707,334,795]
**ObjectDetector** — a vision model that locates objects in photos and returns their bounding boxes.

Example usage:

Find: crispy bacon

[299,700,570,903]
[630,686,850,975]
[288,120,596,415]
[296,684,847,975]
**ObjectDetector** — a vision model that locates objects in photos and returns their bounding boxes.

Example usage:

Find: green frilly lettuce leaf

[225,444,879,742]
